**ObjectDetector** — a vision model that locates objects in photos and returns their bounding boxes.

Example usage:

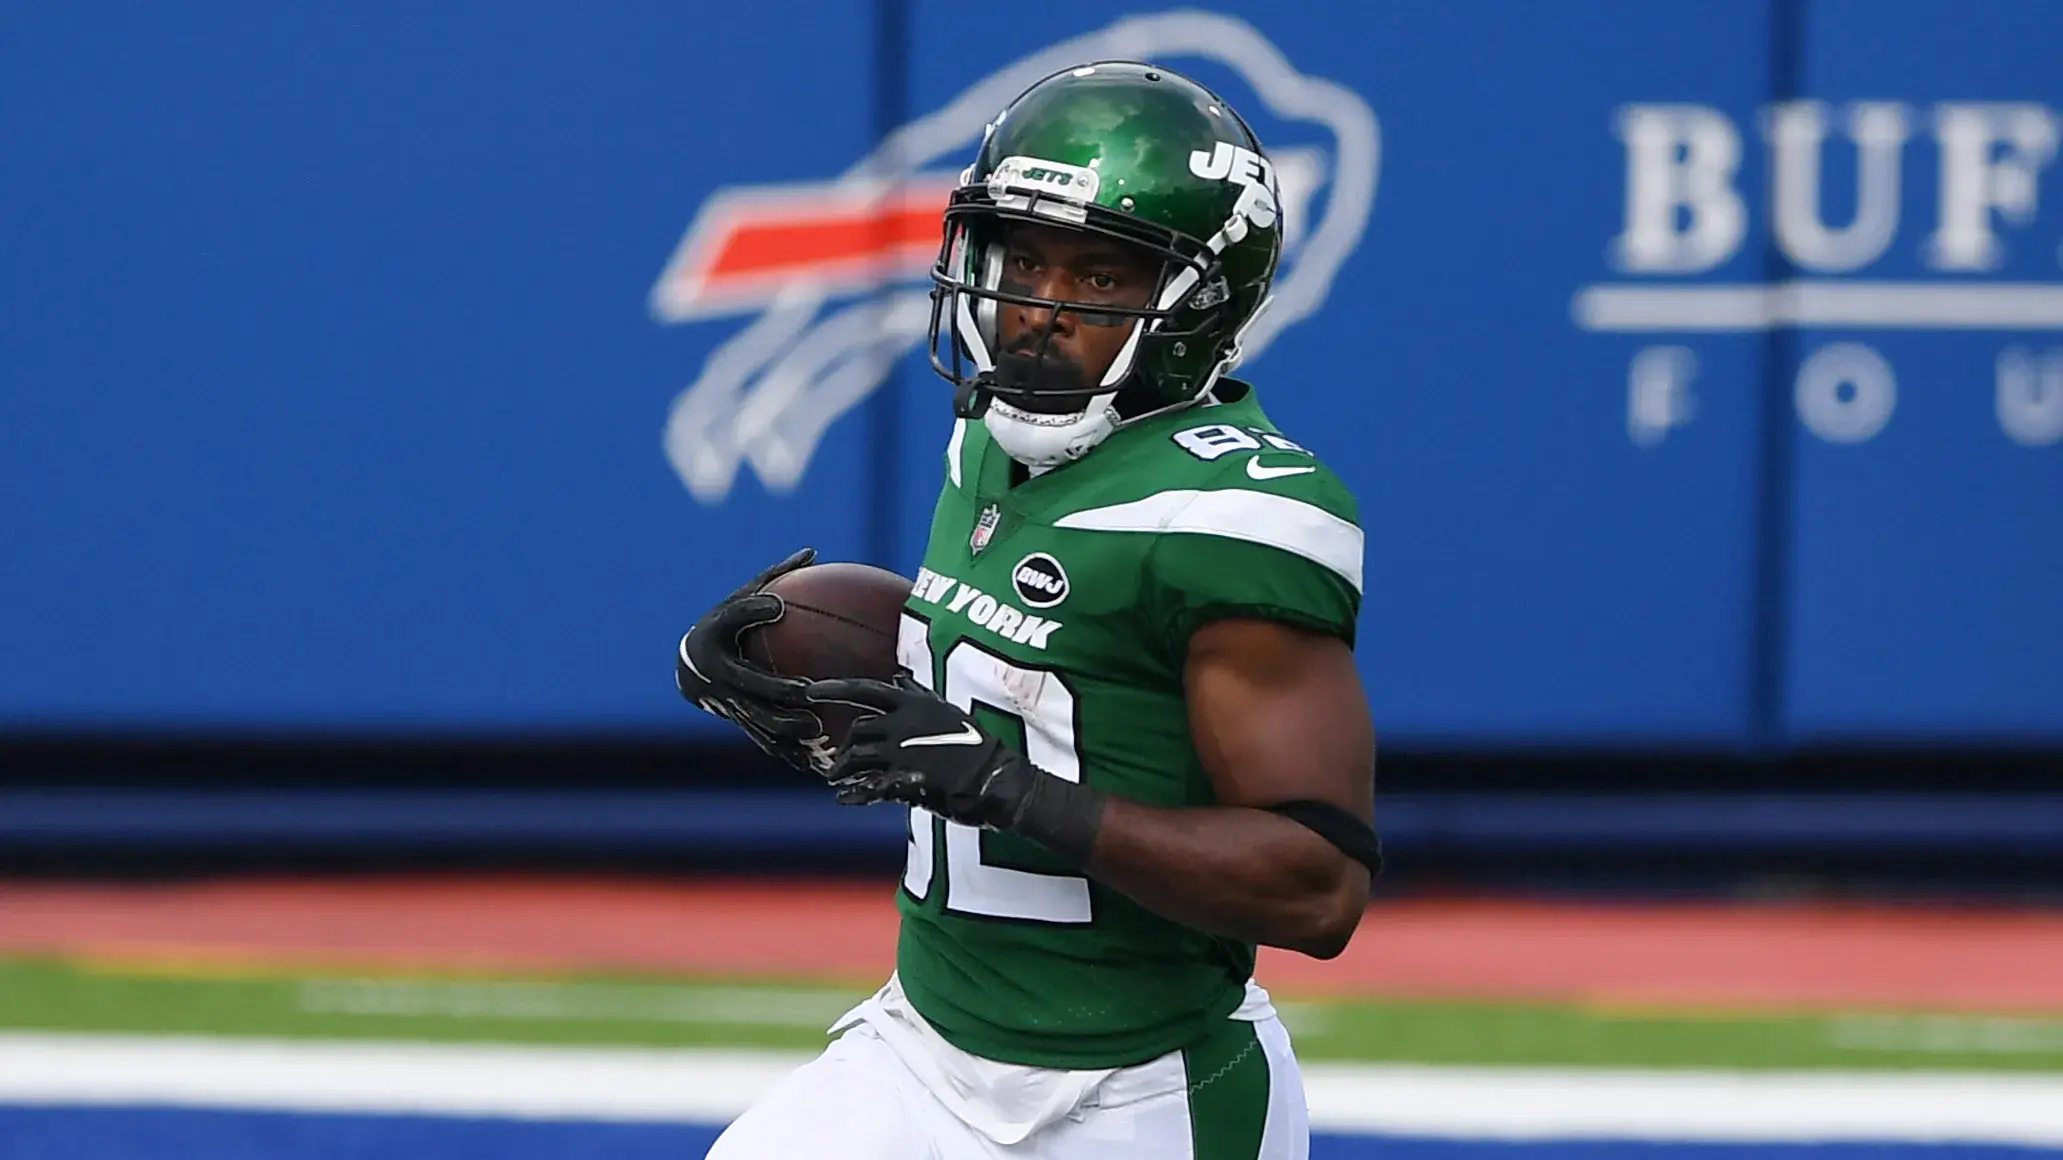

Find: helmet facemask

[922,62,1286,468]
[927,193,1242,468]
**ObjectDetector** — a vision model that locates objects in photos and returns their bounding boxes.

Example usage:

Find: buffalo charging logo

[649,11,1380,503]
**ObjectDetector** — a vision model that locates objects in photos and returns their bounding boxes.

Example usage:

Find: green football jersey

[891,381,1363,1070]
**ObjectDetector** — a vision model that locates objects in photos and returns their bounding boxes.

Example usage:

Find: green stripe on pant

[1183,1019,1270,1160]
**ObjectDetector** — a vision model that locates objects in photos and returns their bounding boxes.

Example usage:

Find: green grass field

[7,955,2062,1073]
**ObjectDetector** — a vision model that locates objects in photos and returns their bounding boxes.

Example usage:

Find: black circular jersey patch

[1010,552,1070,609]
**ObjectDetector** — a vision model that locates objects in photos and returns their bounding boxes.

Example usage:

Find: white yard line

[0,1034,793,1124]
[1301,1065,2063,1145]
[1,1033,2062,1145]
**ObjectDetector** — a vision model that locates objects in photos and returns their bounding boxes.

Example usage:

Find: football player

[678,60,1378,1160]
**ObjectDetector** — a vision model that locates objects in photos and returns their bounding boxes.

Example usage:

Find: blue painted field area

[1,1107,2058,1160]
[0,1106,719,1160]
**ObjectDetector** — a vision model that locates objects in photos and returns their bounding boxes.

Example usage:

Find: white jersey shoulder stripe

[1053,488,1364,593]
[945,419,967,488]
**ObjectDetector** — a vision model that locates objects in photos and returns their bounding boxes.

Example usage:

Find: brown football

[741,562,912,748]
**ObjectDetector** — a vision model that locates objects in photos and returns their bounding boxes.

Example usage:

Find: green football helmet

[927,61,1284,468]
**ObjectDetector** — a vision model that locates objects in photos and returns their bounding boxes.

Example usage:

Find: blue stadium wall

[2,0,2057,769]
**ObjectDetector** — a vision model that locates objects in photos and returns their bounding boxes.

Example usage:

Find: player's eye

[1010,252,1039,274]
[1085,272,1119,293]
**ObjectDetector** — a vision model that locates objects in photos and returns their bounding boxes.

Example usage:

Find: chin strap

[952,376,990,419]
[984,394,1120,468]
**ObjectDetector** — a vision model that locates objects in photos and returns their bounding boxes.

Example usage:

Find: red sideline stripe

[9,880,2063,1011]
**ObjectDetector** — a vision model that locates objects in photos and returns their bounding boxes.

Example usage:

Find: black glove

[677,548,837,775]
[805,673,1106,865]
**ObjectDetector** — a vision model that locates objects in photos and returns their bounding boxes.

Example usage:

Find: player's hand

[806,673,1106,864]
[677,548,837,775]
[804,673,1020,820]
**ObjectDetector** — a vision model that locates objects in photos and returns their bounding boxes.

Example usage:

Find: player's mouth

[992,345,1094,414]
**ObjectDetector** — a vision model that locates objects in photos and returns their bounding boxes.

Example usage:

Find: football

[742,561,912,747]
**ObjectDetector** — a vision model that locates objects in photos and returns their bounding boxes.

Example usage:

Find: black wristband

[1008,764,1107,866]
[1263,799,1384,875]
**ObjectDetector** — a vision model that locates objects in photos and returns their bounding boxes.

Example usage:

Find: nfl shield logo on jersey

[970,503,1002,555]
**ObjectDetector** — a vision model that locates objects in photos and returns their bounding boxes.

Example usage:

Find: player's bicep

[1182,617,1375,821]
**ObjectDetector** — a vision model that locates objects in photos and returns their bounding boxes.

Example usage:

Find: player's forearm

[1076,795,1368,959]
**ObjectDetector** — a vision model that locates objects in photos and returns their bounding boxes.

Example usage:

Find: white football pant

[704,977,1308,1160]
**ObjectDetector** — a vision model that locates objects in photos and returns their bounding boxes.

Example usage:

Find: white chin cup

[983,394,1119,469]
